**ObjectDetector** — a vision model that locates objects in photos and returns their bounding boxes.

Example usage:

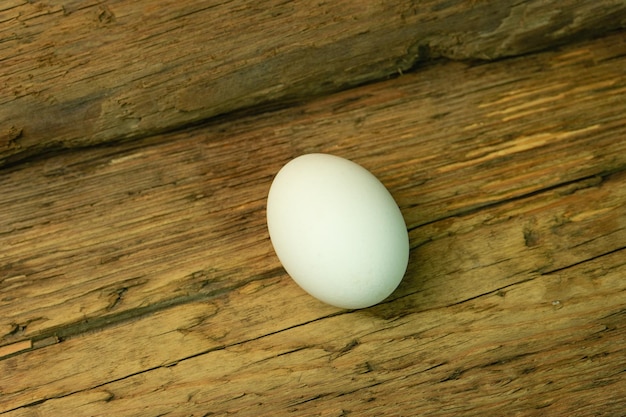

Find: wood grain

[2,31,625,347]
[1,32,625,415]
[7,256,626,416]
[2,0,625,166]
[2,174,625,415]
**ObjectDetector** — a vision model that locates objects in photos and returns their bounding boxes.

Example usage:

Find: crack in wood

[10,269,285,355]
[409,169,617,234]
[540,246,626,276]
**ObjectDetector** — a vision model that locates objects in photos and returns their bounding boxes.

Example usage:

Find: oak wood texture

[1,32,626,416]
[2,0,626,166]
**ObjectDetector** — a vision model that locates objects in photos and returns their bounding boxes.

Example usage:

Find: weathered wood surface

[2,1,626,166]
[1,32,625,415]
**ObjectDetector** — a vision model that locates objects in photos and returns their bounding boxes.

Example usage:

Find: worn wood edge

[1,1,625,166]
[1,31,625,348]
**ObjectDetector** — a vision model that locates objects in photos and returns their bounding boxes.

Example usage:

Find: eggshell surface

[266,153,409,309]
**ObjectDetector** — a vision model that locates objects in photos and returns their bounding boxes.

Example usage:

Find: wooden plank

[0,339,30,357]
[1,1,625,165]
[1,171,624,414]
[1,31,625,349]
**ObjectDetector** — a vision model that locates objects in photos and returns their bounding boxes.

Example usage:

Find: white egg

[266,153,409,309]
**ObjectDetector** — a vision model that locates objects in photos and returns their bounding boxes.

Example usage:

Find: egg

[266,153,409,309]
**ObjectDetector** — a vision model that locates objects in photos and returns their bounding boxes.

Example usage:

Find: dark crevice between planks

[3,28,624,171]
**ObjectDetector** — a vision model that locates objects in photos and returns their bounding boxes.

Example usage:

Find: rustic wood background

[1,2,626,416]
[2,0,626,165]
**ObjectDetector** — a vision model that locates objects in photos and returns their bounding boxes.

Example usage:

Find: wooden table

[1,5,625,416]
